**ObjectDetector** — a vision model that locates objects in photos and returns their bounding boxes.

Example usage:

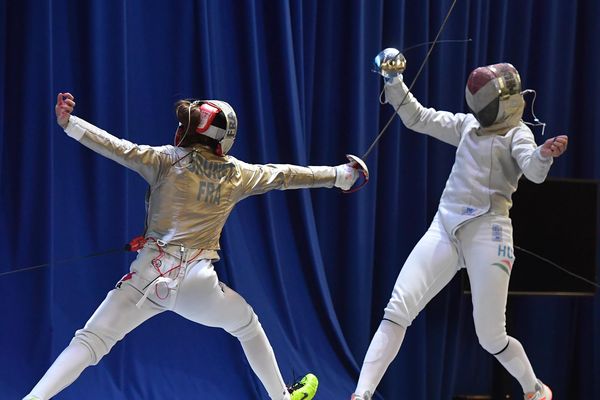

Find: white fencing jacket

[384,77,553,234]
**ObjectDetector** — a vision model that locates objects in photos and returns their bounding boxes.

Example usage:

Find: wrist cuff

[535,147,553,162]
[65,116,86,141]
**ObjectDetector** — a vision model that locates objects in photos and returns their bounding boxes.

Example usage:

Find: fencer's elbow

[402,108,427,131]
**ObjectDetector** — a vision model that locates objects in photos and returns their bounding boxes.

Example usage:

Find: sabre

[361,0,459,161]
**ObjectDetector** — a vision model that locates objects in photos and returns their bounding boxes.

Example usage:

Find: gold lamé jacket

[65,115,336,255]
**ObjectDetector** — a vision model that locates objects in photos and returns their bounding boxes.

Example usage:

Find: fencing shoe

[351,391,372,400]
[288,373,319,400]
[525,380,552,400]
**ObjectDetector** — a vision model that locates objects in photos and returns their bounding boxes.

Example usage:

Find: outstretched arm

[236,160,358,199]
[383,76,468,147]
[373,49,468,147]
[55,93,169,184]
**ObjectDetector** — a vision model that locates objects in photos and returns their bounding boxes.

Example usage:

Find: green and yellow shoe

[288,373,319,400]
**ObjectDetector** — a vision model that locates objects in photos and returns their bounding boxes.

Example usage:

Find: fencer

[24,93,361,400]
[351,49,568,400]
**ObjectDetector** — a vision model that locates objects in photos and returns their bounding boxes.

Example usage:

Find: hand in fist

[55,92,75,129]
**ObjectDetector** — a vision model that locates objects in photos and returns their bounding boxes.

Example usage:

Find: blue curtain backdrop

[1,0,599,399]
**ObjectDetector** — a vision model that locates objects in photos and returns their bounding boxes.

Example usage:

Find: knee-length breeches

[71,246,260,364]
[383,213,515,354]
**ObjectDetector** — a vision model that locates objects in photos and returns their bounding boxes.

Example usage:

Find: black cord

[401,38,472,53]
[514,245,599,289]
[3,244,597,292]
[0,247,126,278]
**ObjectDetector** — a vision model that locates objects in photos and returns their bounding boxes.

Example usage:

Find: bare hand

[55,92,75,129]
[540,135,568,158]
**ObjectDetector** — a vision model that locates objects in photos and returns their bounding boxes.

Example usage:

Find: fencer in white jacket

[352,52,568,400]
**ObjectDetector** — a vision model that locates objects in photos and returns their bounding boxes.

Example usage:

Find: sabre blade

[362,0,459,161]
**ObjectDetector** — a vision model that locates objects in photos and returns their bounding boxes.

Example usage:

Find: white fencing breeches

[25,246,289,400]
[383,213,514,352]
[380,213,538,393]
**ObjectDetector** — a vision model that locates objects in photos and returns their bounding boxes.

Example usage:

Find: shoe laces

[287,371,303,393]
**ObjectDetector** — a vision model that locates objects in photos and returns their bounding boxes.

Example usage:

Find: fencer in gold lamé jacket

[65,115,337,254]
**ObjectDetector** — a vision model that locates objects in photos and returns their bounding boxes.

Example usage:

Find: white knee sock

[239,326,290,400]
[25,342,93,400]
[493,337,538,393]
[355,319,406,396]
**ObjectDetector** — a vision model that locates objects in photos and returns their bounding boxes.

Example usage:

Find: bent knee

[476,328,509,354]
[227,309,261,342]
[71,328,117,365]
[383,297,416,328]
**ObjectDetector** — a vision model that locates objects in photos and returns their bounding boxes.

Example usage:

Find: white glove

[334,164,359,190]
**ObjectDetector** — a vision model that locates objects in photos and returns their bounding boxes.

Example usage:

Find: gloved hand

[334,164,359,191]
[372,48,406,80]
